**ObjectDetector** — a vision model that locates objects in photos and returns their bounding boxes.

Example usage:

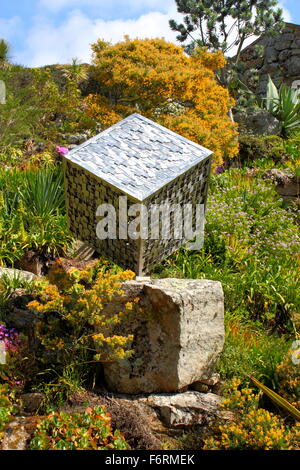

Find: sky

[0,0,298,67]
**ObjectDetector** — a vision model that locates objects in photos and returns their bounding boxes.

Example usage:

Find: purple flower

[56,146,69,155]
[215,166,225,175]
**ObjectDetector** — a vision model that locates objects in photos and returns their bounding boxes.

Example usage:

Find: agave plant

[20,168,65,219]
[265,76,300,136]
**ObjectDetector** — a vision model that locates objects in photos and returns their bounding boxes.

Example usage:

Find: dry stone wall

[240,23,300,95]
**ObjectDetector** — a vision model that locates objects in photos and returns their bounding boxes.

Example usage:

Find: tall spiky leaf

[249,375,300,422]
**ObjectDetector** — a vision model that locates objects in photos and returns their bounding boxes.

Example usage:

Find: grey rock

[20,393,45,413]
[190,374,221,392]
[285,56,300,75]
[279,49,292,62]
[265,46,278,63]
[1,418,31,450]
[234,109,281,136]
[0,268,37,282]
[274,40,292,51]
[263,168,294,185]
[9,307,40,329]
[291,39,300,49]
[102,278,225,394]
[144,391,229,427]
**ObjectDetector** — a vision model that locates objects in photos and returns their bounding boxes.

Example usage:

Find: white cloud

[279,1,292,22]
[17,6,181,66]
[0,16,22,42]
[16,1,293,67]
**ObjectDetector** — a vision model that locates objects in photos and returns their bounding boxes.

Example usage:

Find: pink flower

[56,146,69,155]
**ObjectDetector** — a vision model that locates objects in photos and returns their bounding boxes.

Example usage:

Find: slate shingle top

[64,113,212,201]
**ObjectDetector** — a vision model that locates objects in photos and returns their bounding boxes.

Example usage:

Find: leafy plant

[265,76,300,136]
[0,385,17,443]
[88,37,238,167]
[20,168,65,219]
[30,406,129,450]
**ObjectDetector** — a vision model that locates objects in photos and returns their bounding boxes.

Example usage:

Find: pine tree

[170,0,284,61]
[169,1,285,105]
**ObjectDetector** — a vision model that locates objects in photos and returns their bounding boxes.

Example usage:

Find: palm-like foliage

[265,76,300,136]
[20,168,65,219]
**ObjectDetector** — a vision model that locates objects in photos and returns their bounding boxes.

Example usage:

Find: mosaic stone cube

[63,113,212,275]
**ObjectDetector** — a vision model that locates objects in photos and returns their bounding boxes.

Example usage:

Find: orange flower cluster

[85,38,238,167]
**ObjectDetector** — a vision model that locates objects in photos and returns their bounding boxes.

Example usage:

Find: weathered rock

[0,267,37,282]
[143,391,231,427]
[191,373,221,393]
[20,393,45,413]
[1,416,41,450]
[263,169,299,199]
[102,278,225,394]
[239,24,300,95]
[62,133,90,145]
[234,109,281,136]
[286,56,300,76]
[1,418,31,450]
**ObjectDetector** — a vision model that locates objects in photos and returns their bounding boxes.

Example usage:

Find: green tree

[170,0,284,61]
[0,39,10,65]
[169,1,284,107]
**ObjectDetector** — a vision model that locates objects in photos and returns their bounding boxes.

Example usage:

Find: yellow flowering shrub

[204,378,300,450]
[86,38,238,168]
[28,259,136,366]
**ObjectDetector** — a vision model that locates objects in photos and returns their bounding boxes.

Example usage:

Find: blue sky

[0,0,298,67]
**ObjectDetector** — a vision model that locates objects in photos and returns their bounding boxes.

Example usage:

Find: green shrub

[30,406,130,450]
[217,317,291,388]
[238,135,287,164]
[0,165,73,266]
[0,385,17,442]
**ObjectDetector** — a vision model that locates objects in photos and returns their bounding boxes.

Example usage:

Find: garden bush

[238,135,287,165]
[30,406,129,450]
[0,385,17,443]
[27,262,137,378]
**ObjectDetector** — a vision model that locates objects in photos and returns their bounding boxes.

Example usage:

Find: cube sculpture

[63,113,212,275]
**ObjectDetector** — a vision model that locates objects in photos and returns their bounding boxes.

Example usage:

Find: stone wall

[240,23,300,95]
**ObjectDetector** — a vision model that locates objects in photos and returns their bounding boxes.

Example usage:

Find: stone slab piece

[145,391,224,427]
[0,268,37,282]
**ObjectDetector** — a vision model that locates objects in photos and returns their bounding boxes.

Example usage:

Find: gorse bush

[30,406,129,450]
[27,261,137,370]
